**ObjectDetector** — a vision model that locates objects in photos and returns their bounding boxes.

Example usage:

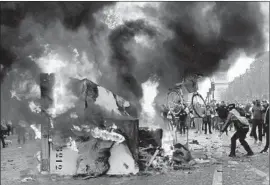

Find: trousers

[204,116,212,134]
[252,119,263,141]
[230,127,253,155]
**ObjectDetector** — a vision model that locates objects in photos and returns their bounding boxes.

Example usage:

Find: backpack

[235,107,246,117]
[216,106,228,120]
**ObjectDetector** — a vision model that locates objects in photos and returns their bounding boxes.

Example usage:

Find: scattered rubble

[228,161,239,165]
[21,177,34,182]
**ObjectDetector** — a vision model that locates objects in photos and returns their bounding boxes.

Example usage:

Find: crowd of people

[162,99,269,156]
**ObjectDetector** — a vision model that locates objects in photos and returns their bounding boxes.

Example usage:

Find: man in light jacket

[219,104,254,157]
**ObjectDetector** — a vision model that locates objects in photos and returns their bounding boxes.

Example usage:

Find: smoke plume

[0,2,268,122]
[104,2,267,101]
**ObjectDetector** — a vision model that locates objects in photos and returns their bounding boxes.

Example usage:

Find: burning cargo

[36,72,193,178]
[38,73,140,177]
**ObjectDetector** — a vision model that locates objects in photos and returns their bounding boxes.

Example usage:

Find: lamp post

[40,73,55,173]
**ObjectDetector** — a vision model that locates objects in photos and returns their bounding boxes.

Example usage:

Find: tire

[167,90,183,114]
[191,92,206,118]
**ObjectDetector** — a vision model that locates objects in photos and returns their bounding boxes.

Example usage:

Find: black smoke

[105,2,266,102]
[0,2,267,119]
[0,1,114,81]
[0,2,114,123]
[108,20,157,100]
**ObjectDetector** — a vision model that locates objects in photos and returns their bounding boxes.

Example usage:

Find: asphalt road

[1,129,269,185]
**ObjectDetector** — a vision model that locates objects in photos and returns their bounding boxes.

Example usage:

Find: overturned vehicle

[35,73,194,179]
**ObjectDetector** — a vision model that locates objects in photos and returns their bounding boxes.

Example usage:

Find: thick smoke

[108,20,157,100]
[0,2,268,122]
[105,2,267,102]
[0,2,114,81]
[0,2,114,122]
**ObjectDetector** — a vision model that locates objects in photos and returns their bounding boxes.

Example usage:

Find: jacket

[177,110,188,121]
[216,106,228,120]
[252,105,263,120]
[221,109,249,132]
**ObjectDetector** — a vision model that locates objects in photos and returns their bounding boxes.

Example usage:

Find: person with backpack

[251,100,264,145]
[219,104,254,157]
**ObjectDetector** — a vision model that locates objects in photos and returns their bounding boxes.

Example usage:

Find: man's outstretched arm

[221,112,232,133]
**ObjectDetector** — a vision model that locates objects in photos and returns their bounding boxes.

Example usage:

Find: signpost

[40,73,55,173]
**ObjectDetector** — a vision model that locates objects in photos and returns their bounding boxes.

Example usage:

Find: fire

[140,77,159,127]
[30,124,41,139]
[10,71,40,101]
[33,45,100,118]
[29,101,41,113]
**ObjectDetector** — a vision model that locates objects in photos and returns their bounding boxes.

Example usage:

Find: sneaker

[245,152,254,156]
[229,153,236,157]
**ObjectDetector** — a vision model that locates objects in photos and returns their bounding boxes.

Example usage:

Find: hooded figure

[220,104,254,157]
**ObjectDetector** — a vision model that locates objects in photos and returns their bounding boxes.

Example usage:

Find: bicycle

[167,74,206,118]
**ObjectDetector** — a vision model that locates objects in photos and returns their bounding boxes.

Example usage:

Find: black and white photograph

[0,1,269,185]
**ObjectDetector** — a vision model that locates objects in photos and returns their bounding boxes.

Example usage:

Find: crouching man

[219,104,254,157]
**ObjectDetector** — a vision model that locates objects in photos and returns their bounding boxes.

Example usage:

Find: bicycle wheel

[167,90,182,114]
[191,92,206,118]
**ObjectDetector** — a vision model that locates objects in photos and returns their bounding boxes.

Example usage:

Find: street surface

[1,129,269,185]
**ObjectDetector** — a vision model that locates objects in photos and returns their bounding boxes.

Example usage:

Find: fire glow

[33,46,99,118]
[140,77,159,126]
[30,124,41,139]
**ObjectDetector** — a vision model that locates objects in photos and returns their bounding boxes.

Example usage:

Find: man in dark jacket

[219,104,254,157]
[216,101,229,135]
[260,106,269,153]
[177,105,188,135]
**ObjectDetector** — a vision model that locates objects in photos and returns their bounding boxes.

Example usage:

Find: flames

[32,45,101,118]
[140,77,159,127]
[10,71,40,101]
[30,124,41,139]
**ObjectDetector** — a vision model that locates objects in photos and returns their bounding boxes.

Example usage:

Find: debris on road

[228,161,239,165]
[21,177,34,182]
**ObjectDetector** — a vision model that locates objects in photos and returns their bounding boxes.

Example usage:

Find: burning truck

[30,72,193,178]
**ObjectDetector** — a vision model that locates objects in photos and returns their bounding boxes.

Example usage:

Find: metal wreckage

[35,73,195,179]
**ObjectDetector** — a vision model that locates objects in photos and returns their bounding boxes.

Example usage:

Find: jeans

[179,121,186,134]
[194,118,202,133]
[252,119,263,141]
[231,127,253,155]
[204,116,212,134]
